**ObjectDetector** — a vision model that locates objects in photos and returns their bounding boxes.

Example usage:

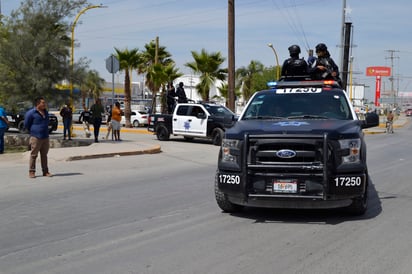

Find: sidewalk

[44,140,161,161]
[2,125,161,163]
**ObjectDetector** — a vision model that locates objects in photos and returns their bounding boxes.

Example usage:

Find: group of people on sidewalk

[59,98,119,143]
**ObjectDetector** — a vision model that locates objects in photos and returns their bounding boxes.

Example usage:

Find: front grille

[247,134,327,167]
[245,133,329,197]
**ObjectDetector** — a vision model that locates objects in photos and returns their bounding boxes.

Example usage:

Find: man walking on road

[24,97,53,178]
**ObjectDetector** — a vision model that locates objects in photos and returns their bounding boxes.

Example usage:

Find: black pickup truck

[6,110,58,133]
[215,79,379,215]
[148,102,237,146]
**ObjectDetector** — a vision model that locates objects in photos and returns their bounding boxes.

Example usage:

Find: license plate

[273,179,297,193]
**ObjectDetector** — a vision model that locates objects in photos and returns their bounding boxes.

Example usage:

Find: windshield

[204,105,234,116]
[242,89,353,120]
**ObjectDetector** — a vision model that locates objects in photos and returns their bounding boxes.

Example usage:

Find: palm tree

[137,40,174,113]
[215,82,241,106]
[114,47,141,127]
[185,49,227,102]
[82,69,105,109]
[236,60,265,102]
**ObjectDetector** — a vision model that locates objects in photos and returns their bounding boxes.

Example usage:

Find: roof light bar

[267,80,340,89]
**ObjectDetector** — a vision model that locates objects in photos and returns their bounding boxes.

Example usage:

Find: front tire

[347,174,369,215]
[214,174,243,213]
[212,128,224,146]
[156,124,170,141]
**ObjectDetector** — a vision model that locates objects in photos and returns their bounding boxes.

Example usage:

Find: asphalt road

[1,123,412,274]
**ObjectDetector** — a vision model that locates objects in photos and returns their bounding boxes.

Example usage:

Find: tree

[215,82,241,106]
[185,49,227,102]
[138,40,174,113]
[0,0,90,107]
[236,60,265,102]
[81,69,105,109]
[114,47,141,127]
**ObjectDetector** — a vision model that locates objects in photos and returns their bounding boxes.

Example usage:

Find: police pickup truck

[148,102,237,146]
[215,79,379,215]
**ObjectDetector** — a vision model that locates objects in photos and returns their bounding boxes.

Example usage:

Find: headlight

[339,138,361,164]
[221,139,239,162]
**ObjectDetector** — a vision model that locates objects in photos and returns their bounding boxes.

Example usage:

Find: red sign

[366,66,391,77]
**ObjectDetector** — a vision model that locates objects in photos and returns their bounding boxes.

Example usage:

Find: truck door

[186,106,207,137]
[172,105,190,134]
[172,105,207,137]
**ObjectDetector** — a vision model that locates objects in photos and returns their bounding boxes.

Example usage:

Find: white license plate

[273,179,298,193]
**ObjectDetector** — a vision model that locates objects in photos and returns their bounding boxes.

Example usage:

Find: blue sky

[3,0,412,98]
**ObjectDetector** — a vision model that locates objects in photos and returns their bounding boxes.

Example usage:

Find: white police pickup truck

[148,102,237,146]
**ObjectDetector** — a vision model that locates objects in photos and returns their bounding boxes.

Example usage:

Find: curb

[66,144,161,161]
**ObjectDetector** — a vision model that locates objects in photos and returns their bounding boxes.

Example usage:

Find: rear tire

[17,120,26,133]
[214,174,243,213]
[212,128,224,146]
[156,124,170,141]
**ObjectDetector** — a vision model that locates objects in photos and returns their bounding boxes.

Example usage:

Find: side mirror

[361,112,379,129]
[197,112,207,119]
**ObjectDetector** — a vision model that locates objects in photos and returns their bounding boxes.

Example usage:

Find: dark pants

[93,117,102,141]
[63,118,72,139]
[29,136,49,173]
[0,127,5,153]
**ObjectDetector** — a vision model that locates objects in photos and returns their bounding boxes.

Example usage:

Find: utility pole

[228,0,235,112]
[339,0,347,70]
[385,49,399,106]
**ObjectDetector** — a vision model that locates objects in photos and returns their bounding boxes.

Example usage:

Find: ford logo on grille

[276,149,296,158]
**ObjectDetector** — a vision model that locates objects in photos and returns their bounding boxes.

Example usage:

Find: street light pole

[70,5,106,106]
[267,43,280,80]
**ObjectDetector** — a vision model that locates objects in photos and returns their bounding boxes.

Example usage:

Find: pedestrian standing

[90,98,105,143]
[105,105,113,140]
[0,105,9,154]
[111,102,122,141]
[24,97,53,178]
[60,103,73,140]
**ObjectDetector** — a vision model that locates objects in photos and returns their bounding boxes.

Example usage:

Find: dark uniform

[308,43,341,85]
[281,45,308,77]
[176,82,188,103]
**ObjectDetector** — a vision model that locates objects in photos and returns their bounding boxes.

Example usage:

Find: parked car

[405,109,412,116]
[72,109,83,123]
[120,110,148,127]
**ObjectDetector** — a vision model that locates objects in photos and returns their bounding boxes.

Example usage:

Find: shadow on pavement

[51,172,84,177]
[228,181,382,225]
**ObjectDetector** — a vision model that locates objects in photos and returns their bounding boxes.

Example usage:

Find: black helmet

[288,45,301,55]
[315,43,328,52]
